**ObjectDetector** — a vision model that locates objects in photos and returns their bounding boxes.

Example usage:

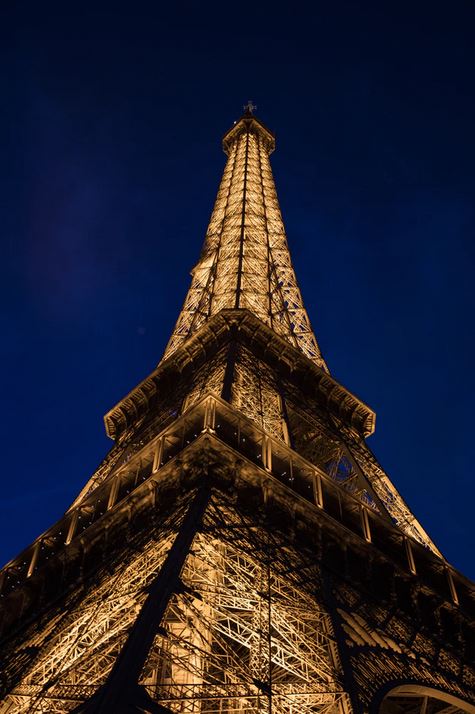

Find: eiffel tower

[0,104,474,714]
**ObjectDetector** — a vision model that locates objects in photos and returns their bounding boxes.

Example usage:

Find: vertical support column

[262,436,272,472]
[281,417,290,446]
[404,537,417,575]
[152,437,163,474]
[249,552,272,714]
[313,470,324,508]
[203,397,216,432]
[65,510,80,546]
[27,542,41,578]
[360,507,372,543]
[234,130,250,309]
[446,568,459,605]
[221,342,238,404]
[107,476,121,511]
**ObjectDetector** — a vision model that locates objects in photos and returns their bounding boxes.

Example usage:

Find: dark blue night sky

[2,2,474,579]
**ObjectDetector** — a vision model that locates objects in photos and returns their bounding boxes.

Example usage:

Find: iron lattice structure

[0,108,474,714]
[163,111,327,369]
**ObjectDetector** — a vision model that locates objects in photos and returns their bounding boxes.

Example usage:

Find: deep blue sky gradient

[1,1,474,579]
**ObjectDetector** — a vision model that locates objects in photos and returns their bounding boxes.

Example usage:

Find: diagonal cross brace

[74,485,211,713]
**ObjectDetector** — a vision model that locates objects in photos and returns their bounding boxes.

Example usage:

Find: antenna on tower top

[243,100,257,115]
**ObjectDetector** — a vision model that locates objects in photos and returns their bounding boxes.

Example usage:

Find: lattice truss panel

[0,507,181,713]
[163,123,327,370]
[336,422,440,553]
[331,582,475,708]
[231,345,285,441]
[140,497,351,714]
[71,376,190,509]
[287,406,380,511]
[286,402,440,554]
[183,343,286,443]
[0,494,351,714]
[184,347,227,412]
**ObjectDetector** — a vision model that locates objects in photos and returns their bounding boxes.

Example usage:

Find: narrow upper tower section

[163,107,328,371]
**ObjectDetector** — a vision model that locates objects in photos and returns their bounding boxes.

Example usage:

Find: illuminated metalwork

[0,110,474,714]
[163,112,327,370]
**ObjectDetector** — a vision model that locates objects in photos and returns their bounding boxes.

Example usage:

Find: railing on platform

[0,393,467,612]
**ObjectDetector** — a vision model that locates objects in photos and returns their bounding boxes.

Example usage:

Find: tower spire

[163,109,328,371]
[243,99,257,115]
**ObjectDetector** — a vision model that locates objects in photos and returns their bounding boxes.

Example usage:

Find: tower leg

[74,486,211,714]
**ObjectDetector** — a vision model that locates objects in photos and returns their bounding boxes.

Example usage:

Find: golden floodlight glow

[0,109,474,714]
[163,113,328,370]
